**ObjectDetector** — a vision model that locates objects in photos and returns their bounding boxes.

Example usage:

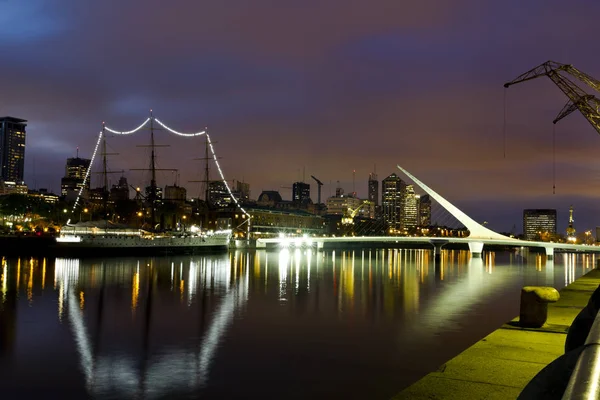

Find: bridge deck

[392,268,600,400]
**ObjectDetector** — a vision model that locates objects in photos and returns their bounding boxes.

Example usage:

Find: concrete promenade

[393,268,600,400]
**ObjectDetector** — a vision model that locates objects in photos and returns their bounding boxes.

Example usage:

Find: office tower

[208,180,231,207]
[382,173,406,231]
[418,194,432,227]
[292,181,310,204]
[523,209,557,241]
[61,156,91,201]
[403,185,419,229]
[368,173,378,205]
[0,117,27,183]
[110,176,130,202]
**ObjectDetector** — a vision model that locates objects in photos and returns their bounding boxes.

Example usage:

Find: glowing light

[154,118,206,137]
[71,130,103,215]
[104,118,150,135]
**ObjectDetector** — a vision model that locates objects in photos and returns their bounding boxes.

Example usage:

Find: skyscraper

[403,185,419,229]
[523,209,557,241]
[418,194,432,227]
[382,173,406,231]
[368,173,378,205]
[0,117,27,183]
[292,181,310,204]
[61,156,91,201]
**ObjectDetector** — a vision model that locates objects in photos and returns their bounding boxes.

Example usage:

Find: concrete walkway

[393,268,600,400]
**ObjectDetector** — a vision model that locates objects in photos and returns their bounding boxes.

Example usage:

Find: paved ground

[392,268,600,400]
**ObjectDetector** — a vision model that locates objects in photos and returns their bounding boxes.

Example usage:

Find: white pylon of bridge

[397,165,516,241]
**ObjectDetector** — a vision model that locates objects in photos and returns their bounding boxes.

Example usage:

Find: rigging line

[104,118,150,135]
[503,88,507,159]
[154,118,206,137]
[69,131,104,223]
[206,133,250,217]
[553,124,556,195]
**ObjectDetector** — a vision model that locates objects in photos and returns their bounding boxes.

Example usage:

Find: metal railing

[563,309,600,399]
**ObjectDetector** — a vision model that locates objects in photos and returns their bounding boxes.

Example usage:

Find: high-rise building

[61,157,91,202]
[382,173,406,232]
[208,180,231,207]
[403,185,419,229]
[292,182,310,204]
[368,173,378,205]
[418,194,432,227]
[523,209,557,241]
[0,117,27,183]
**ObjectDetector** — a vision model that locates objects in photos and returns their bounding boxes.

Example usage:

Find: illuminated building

[28,188,59,204]
[292,181,310,204]
[523,209,557,241]
[382,173,406,231]
[61,157,91,201]
[419,194,432,226]
[0,117,27,183]
[326,195,362,216]
[0,180,27,195]
[403,185,419,229]
[208,180,231,208]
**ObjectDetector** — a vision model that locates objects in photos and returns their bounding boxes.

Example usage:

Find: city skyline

[2,1,600,233]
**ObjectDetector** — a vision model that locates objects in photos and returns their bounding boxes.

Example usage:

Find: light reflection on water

[0,249,596,399]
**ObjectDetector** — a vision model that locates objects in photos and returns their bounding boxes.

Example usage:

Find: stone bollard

[519,286,560,328]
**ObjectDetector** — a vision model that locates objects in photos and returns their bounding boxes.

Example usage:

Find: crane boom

[310,175,323,205]
[504,60,600,136]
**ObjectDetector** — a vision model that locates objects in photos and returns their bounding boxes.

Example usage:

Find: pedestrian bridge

[257,165,600,259]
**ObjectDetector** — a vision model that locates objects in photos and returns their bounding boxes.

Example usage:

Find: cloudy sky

[2,0,600,233]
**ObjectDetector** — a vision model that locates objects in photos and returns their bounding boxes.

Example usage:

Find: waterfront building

[326,194,362,216]
[523,209,557,241]
[164,184,186,203]
[0,117,27,183]
[28,188,59,204]
[419,194,432,227]
[61,157,91,202]
[382,173,406,232]
[292,181,310,204]
[403,185,419,230]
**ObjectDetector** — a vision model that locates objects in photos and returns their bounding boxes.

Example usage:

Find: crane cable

[503,88,507,159]
[553,124,556,195]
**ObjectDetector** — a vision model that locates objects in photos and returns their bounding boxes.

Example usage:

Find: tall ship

[55,113,233,255]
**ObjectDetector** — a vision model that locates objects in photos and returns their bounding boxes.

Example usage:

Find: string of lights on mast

[68,112,250,224]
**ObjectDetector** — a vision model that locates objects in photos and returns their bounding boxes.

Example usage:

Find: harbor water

[0,248,594,399]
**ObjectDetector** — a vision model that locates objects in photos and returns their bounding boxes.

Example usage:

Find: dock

[393,268,600,399]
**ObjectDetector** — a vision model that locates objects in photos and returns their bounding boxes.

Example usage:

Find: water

[0,249,594,399]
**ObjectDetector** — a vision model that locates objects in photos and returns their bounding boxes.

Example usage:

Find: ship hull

[52,231,231,258]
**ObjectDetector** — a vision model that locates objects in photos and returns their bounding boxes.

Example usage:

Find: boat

[55,221,231,256]
[54,113,236,256]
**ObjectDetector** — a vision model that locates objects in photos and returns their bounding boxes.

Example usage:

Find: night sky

[2,0,600,234]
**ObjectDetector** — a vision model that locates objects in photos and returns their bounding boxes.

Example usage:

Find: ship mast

[204,131,209,203]
[149,110,157,229]
[102,123,109,219]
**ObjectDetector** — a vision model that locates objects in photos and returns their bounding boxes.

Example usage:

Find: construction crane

[311,175,323,204]
[503,60,600,135]
[342,201,372,225]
